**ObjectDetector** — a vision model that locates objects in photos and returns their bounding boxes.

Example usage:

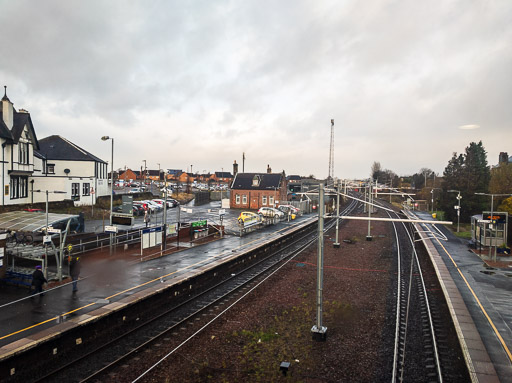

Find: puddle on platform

[504,273,512,278]
[480,270,496,275]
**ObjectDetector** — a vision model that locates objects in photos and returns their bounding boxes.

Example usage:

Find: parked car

[141,200,162,211]
[257,207,285,219]
[134,201,154,212]
[278,205,300,215]
[151,199,176,208]
[237,211,261,224]
[129,187,144,194]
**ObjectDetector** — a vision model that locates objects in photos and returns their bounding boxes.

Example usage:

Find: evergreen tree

[441,141,490,223]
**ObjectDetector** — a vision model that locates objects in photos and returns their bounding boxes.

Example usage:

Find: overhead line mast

[328,119,334,180]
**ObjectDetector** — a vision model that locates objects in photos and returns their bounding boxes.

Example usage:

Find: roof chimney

[499,152,509,164]
[267,164,272,174]
[2,86,13,130]
[233,160,238,176]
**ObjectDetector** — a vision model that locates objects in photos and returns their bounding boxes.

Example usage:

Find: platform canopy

[0,211,78,232]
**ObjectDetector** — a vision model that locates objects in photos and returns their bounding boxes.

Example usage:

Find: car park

[257,207,285,219]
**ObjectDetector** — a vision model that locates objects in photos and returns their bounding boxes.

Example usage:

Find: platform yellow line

[424,223,512,364]
[0,225,300,342]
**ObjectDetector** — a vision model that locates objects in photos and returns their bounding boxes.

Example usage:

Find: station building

[229,165,287,210]
[0,87,109,207]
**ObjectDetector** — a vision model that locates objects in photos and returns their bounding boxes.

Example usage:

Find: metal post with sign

[219,209,225,237]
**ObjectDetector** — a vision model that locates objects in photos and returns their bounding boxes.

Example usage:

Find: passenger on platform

[144,210,150,227]
[30,265,47,296]
[69,256,81,292]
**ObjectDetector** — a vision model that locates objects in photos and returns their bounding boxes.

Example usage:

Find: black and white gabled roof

[0,108,40,149]
[36,135,106,163]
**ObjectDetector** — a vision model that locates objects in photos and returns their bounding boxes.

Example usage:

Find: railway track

[36,199,359,383]
[384,202,468,382]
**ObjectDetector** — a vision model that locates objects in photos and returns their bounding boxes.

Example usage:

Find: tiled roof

[231,173,283,190]
[36,135,106,163]
[215,171,233,178]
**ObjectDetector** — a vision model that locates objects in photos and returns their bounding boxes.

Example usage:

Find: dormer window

[252,175,261,187]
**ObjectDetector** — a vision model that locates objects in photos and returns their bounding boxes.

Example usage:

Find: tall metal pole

[45,190,48,279]
[109,138,114,256]
[490,195,494,261]
[162,185,167,251]
[456,192,461,233]
[312,183,327,341]
[367,179,372,241]
[334,180,340,248]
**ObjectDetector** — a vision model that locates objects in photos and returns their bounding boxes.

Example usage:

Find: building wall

[31,159,109,206]
[230,187,287,210]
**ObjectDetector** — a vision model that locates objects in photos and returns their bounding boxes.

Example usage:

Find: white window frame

[236,194,240,204]
[242,194,247,204]
[262,195,267,205]
[269,196,274,206]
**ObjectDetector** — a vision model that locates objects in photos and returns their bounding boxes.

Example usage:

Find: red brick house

[118,169,138,181]
[230,172,287,210]
[210,171,233,183]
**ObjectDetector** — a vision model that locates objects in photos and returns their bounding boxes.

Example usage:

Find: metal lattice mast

[328,119,334,179]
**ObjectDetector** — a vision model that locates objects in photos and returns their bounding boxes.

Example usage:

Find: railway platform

[414,211,512,383]
[0,214,317,356]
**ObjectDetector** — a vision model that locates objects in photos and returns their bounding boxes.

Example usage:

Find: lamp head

[101,136,110,141]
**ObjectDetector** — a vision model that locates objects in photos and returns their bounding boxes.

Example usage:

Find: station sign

[219,209,226,217]
[191,220,207,228]
[47,227,61,234]
[483,212,508,224]
[43,235,52,244]
[105,225,118,233]
[112,213,133,226]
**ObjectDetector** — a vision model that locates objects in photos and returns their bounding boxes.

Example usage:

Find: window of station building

[10,176,28,199]
[18,142,29,165]
[71,183,80,200]
[269,195,274,206]
[242,195,247,204]
[46,164,55,174]
[236,194,240,204]
[82,183,90,196]
[262,195,267,205]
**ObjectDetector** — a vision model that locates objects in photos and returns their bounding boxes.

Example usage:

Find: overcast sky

[1,0,511,179]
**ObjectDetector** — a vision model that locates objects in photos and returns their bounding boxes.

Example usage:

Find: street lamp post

[475,192,512,262]
[101,136,114,256]
[448,190,462,232]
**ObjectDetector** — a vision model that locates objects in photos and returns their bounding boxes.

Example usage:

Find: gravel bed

[135,213,396,382]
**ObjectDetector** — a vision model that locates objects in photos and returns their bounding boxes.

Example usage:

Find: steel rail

[38,200,358,383]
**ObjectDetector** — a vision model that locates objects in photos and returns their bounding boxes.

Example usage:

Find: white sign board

[219,209,226,216]
[43,235,52,244]
[105,225,118,233]
[47,227,62,234]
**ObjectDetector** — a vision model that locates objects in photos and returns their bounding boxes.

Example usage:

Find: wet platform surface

[0,213,317,350]
[414,211,512,383]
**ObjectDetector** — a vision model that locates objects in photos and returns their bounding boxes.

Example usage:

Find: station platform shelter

[471,211,509,248]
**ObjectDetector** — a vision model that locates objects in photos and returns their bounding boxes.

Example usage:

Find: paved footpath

[415,211,512,383]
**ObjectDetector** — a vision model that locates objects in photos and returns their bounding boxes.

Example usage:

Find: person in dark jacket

[69,255,81,292]
[31,265,47,296]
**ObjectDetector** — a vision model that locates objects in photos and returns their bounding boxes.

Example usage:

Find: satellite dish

[64,169,70,174]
